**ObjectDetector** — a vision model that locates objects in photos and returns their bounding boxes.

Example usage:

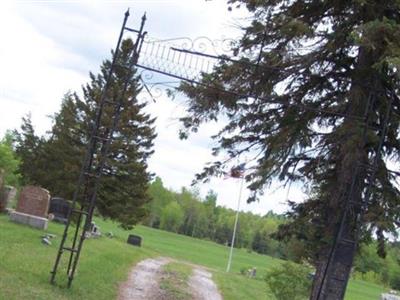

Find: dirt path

[189,267,223,300]
[118,257,170,300]
[119,257,223,300]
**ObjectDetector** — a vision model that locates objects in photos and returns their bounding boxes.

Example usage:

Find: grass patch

[345,279,387,300]
[0,214,389,300]
[0,214,155,300]
[127,224,387,300]
[159,262,192,300]
[213,270,272,299]
[100,220,387,300]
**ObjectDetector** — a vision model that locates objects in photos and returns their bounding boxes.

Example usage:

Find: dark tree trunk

[310,46,377,299]
[310,221,358,299]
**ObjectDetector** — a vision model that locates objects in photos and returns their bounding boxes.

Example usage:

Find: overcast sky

[0,0,306,215]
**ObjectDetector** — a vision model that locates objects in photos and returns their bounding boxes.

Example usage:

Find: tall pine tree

[18,39,156,229]
[85,38,157,228]
[40,92,86,198]
[177,1,400,298]
[14,114,45,185]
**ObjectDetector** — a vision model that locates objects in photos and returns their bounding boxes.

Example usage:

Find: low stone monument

[0,169,6,212]
[127,234,142,247]
[381,292,400,300]
[0,186,17,212]
[85,222,101,239]
[248,267,257,278]
[48,197,71,224]
[9,186,50,230]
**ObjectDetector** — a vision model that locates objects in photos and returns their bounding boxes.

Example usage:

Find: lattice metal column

[314,90,393,299]
[50,10,147,288]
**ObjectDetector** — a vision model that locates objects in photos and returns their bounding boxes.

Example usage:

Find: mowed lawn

[99,219,387,300]
[0,214,387,299]
[0,215,155,300]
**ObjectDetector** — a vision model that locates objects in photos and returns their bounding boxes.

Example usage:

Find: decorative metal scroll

[137,36,238,85]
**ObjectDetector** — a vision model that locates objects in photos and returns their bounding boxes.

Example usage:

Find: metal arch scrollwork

[143,35,238,56]
[138,68,155,82]
[136,35,242,89]
[137,67,180,102]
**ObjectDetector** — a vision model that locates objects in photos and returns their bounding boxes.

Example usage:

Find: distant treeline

[143,177,295,259]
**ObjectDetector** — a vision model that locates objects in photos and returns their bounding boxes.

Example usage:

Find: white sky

[0,0,306,215]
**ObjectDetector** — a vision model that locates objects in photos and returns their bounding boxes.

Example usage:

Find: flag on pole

[224,163,246,179]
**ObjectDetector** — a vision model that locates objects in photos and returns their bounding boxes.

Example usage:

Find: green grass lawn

[0,215,155,300]
[0,214,387,299]
[99,218,388,300]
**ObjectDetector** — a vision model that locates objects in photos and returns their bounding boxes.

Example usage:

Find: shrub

[265,262,312,300]
[390,269,400,290]
[353,270,383,285]
[240,267,250,276]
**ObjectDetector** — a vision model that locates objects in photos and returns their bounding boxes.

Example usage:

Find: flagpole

[226,176,245,272]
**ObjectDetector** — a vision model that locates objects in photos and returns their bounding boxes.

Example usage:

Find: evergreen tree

[14,114,44,185]
[39,92,86,198]
[252,230,268,254]
[31,39,156,229]
[177,1,400,298]
[82,38,156,228]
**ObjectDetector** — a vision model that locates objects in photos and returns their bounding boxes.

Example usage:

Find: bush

[390,269,400,290]
[0,134,20,186]
[240,266,250,276]
[265,262,312,300]
[353,270,383,285]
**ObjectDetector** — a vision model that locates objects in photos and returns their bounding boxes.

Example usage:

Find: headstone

[5,186,17,202]
[127,234,142,247]
[0,170,5,212]
[85,222,101,239]
[48,197,71,224]
[9,186,50,230]
[1,186,17,211]
[381,292,400,300]
[248,267,257,278]
[16,186,50,217]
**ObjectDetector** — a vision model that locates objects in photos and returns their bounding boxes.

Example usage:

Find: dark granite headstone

[127,234,142,247]
[48,197,71,224]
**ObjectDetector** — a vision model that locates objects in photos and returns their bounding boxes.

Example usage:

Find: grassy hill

[0,214,387,299]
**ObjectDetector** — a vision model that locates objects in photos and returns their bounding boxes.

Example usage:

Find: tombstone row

[5,185,102,236]
[4,185,71,230]
[3,184,141,246]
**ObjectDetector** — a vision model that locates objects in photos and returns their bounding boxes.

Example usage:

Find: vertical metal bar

[315,92,374,299]
[337,94,392,299]
[171,47,176,63]
[150,43,155,57]
[66,209,83,274]
[66,14,147,287]
[50,9,130,285]
[316,89,393,299]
